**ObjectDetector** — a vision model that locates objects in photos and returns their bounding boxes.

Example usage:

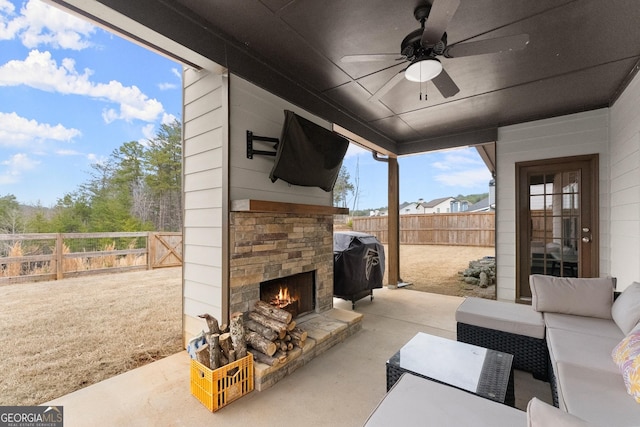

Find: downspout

[373,152,401,288]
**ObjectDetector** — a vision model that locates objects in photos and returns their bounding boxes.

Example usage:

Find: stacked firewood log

[245,301,308,367]
[195,312,248,370]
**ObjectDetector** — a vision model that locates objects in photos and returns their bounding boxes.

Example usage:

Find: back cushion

[527,397,596,426]
[530,275,614,319]
[611,282,640,335]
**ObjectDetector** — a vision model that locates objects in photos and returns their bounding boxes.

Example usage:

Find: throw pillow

[611,326,640,403]
[611,282,640,334]
[526,398,597,426]
[529,274,614,319]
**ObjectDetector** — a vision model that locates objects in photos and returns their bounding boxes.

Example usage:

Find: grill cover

[333,231,385,296]
[269,110,349,192]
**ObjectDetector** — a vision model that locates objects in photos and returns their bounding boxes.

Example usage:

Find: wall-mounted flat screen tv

[269,110,349,192]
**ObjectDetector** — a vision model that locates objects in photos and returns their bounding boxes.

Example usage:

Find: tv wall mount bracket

[246,130,279,159]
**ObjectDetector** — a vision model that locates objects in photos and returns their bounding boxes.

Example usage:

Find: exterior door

[516,154,599,302]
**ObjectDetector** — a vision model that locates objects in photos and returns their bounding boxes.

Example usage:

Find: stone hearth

[228,200,355,390]
[254,308,362,391]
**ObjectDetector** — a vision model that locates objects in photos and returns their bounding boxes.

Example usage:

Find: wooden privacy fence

[351,212,495,247]
[0,232,183,284]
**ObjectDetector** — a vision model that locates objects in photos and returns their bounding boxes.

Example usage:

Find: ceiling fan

[341,0,529,101]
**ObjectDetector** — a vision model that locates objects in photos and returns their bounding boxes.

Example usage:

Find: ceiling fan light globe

[405,58,443,82]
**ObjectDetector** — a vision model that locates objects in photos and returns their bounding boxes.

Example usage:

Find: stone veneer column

[228,212,334,315]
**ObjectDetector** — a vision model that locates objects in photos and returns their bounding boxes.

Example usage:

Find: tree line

[0,120,182,234]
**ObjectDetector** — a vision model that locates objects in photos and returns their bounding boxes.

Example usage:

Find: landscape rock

[464,276,479,285]
[460,256,496,288]
[479,271,489,288]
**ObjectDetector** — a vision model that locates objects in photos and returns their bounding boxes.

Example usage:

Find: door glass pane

[528,170,580,278]
[530,176,545,195]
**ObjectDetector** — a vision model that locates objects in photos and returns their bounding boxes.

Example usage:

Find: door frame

[515,154,599,303]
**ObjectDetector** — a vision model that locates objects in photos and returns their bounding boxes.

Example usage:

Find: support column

[388,157,400,288]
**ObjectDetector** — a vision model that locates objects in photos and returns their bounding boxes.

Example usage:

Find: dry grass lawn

[0,245,491,406]
[0,268,182,406]
[384,245,496,298]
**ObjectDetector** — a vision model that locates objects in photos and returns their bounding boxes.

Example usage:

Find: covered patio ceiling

[50,0,640,156]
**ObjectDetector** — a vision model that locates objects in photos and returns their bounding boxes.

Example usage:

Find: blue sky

[342,145,493,210]
[0,0,492,210]
[0,0,181,206]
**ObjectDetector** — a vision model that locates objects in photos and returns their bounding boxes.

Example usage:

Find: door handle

[582,236,591,243]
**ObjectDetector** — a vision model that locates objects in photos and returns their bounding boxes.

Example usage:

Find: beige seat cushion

[530,275,614,319]
[456,297,545,339]
[364,373,526,427]
[527,398,598,427]
[546,327,620,374]
[556,362,640,426]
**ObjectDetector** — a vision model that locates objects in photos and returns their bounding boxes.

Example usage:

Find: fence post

[56,234,63,280]
[147,232,153,270]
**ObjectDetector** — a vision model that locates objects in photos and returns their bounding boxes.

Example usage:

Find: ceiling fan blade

[421,0,460,47]
[368,71,406,102]
[341,54,403,63]
[431,68,460,98]
[445,33,530,58]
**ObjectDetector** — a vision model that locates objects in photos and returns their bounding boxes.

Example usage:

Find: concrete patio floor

[46,287,552,426]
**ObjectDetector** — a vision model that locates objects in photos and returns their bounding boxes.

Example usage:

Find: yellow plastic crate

[190,353,254,412]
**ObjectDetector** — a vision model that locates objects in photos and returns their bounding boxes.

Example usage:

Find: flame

[278,286,290,302]
[271,286,296,308]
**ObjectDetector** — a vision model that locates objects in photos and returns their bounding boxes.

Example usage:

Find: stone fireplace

[259,271,316,319]
[228,202,334,316]
[228,200,362,390]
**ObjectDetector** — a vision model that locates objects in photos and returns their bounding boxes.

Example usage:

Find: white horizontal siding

[228,75,333,206]
[182,67,227,342]
[496,109,610,301]
[184,188,223,209]
[609,71,640,290]
[184,168,222,193]
[184,129,223,157]
[184,208,222,227]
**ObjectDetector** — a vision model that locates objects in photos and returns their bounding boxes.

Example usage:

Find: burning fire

[271,286,297,309]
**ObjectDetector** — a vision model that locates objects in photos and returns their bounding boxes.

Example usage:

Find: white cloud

[430,148,491,188]
[87,153,106,165]
[0,0,95,50]
[435,167,492,188]
[161,112,177,125]
[0,111,80,147]
[0,50,165,123]
[344,143,370,158]
[158,82,177,90]
[431,161,449,170]
[0,0,14,14]
[141,123,155,141]
[159,67,182,90]
[0,152,40,184]
[56,149,82,156]
[0,0,19,40]
[431,148,483,170]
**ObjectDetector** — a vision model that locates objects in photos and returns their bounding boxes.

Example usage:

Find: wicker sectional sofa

[364,275,640,426]
[529,275,640,425]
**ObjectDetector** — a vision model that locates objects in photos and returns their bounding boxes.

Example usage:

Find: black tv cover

[269,110,349,192]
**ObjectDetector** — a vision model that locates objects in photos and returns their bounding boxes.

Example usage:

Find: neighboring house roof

[468,197,493,212]
[421,197,454,208]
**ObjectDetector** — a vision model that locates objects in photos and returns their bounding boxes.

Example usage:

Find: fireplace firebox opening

[259,271,315,319]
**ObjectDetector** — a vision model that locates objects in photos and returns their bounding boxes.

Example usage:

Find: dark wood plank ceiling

[83,0,640,155]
